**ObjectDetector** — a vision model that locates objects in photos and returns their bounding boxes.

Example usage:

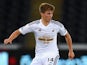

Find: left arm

[65,32,75,59]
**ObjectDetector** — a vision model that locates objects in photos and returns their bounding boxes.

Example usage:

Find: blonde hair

[39,3,55,13]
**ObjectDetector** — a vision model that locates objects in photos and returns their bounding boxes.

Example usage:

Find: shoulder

[27,19,40,26]
[51,20,64,28]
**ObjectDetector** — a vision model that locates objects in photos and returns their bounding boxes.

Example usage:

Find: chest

[34,25,58,37]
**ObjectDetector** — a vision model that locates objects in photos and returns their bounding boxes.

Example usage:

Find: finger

[69,57,73,59]
[4,40,7,44]
[4,42,8,45]
[68,57,73,60]
[10,41,12,44]
[4,39,9,44]
[69,55,74,59]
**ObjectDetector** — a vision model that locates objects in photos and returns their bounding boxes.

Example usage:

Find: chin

[46,19,51,22]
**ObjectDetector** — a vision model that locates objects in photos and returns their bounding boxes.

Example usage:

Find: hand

[4,38,12,44]
[68,51,75,59]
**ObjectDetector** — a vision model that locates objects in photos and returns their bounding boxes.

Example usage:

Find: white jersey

[19,19,67,56]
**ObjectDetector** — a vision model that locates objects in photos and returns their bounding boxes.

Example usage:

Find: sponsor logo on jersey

[38,35,53,44]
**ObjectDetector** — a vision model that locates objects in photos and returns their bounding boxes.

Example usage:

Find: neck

[41,19,50,26]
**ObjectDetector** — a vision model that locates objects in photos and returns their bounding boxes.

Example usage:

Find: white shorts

[30,53,59,65]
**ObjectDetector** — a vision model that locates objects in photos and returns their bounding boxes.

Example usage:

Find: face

[40,10,54,22]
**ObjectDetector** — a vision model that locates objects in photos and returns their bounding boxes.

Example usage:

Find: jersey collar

[40,19,51,28]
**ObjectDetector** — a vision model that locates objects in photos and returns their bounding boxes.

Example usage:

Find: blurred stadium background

[0,0,87,65]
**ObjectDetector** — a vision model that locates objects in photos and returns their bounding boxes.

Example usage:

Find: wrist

[8,38,12,42]
[69,49,73,52]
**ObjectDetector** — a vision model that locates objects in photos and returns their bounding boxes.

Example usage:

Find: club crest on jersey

[38,28,41,31]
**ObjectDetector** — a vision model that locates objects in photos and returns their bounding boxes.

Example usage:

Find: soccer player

[4,3,75,65]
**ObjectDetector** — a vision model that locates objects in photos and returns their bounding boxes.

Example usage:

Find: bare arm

[4,29,21,44]
[65,32,75,59]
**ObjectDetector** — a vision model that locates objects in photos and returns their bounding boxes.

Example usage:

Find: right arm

[4,21,35,44]
[4,29,21,44]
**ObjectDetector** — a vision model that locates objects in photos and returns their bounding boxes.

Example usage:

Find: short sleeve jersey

[19,19,67,55]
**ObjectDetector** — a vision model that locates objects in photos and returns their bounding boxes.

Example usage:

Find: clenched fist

[68,51,75,59]
[4,38,12,44]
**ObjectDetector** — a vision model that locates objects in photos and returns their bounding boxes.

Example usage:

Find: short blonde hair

[39,3,55,13]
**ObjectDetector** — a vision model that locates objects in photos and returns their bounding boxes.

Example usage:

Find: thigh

[30,57,42,65]
[42,54,59,65]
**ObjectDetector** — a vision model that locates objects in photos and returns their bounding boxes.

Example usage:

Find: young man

[4,3,75,65]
